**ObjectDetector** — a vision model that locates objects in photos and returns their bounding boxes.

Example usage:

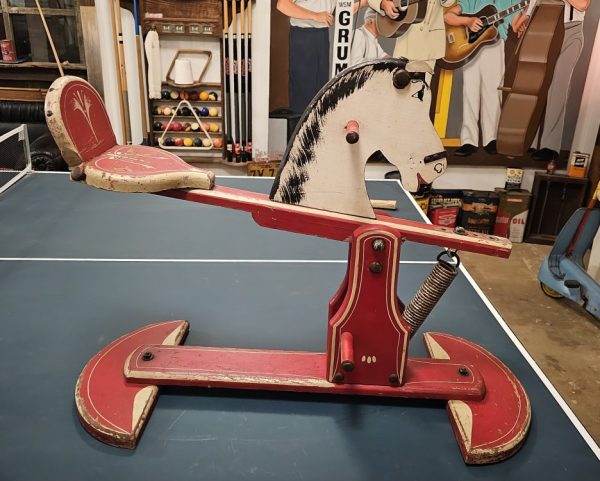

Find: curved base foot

[424,332,531,464]
[75,320,189,448]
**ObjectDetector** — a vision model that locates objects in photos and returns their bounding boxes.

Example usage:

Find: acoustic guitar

[438,0,529,70]
[376,0,429,38]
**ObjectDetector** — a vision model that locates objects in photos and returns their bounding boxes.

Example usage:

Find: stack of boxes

[414,169,532,242]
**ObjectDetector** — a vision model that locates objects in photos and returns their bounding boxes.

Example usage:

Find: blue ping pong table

[1,172,599,480]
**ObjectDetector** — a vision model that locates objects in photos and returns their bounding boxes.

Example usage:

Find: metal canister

[505,167,524,190]
[1,39,16,62]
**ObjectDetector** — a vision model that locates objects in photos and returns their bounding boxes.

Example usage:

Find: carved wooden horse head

[44,75,214,192]
[271,58,447,219]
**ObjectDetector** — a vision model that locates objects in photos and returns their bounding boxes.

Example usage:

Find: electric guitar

[438,1,529,70]
[376,0,429,38]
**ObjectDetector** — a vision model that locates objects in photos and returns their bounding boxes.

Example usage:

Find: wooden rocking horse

[45,59,530,464]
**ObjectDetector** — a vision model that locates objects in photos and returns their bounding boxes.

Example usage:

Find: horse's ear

[406,60,433,75]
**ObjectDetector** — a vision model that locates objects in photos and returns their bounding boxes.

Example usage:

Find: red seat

[45,75,214,192]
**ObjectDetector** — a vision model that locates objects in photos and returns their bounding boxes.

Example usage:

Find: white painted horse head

[270,58,447,219]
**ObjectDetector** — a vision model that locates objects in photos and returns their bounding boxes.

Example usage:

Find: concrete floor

[461,243,600,444]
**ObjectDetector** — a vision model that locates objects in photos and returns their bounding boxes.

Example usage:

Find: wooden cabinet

[525,173,588,244]
[140,0,225,162]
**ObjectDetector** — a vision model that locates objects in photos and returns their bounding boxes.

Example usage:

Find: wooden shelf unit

[150,82,225,158]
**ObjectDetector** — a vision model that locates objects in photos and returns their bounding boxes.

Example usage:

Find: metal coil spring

[404,252,459,337]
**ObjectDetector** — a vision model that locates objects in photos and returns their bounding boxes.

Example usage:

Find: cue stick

[246,0,252,161]
[34,0,64,76]
[223,0,233,161]
[133,0,149,143]
[113,0,132,144]
[108,0,129,144]
[240,0,247,162]
[232,0,241,161]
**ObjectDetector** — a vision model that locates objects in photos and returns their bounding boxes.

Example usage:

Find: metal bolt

[389,373,399,384]
[369,261,383,274]
[346,131,359,144]
[70,166,86,182]
[333,372,344,383]
[341,360,355,372]
[454,226,467,235]
[458,366,469,377]
[372,238,385,252]
[142,351,154,361]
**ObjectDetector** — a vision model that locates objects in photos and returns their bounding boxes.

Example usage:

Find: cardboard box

[494,189,532,242]
[567,151,590,178]
[458,190,499,234]
[428,190,462,228]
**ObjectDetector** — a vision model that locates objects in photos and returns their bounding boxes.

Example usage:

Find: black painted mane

[270,59,408,204]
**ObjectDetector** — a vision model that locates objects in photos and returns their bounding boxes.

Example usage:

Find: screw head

[341,360,355,372]
[458,366,469,377]
[454,226,467,235]
[346,132,359,144]
[141,351,154,361]
[70,165,86,182]
[333,372,344,383]
[369,261,383,274]
[372,238,385,252]
[389,373,399,384]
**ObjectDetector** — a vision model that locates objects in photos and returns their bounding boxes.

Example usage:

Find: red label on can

[1,39,16,62]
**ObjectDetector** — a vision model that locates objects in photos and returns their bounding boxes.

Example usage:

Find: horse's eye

[392,69,411,90]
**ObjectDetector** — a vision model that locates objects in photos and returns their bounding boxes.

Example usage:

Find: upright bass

[496,0,565,157]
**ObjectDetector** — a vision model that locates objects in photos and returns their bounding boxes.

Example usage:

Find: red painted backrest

[46,76,117,167]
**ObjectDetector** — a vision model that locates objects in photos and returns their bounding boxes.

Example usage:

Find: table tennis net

[0,125,31,194]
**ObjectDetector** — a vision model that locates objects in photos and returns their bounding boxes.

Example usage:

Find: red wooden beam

[159,186,512,258]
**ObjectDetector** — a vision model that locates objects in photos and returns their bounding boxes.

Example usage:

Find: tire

[540,282,563,299]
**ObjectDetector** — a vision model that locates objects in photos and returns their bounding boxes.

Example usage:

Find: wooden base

[125,345,484,400]
[76,321,530,464]
[425,332,531,464]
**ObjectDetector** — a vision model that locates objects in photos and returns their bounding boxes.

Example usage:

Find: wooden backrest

[45,76,117,168]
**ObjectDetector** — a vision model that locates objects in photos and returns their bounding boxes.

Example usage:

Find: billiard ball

[154,106,163,115]
[171,122,182,131]
[162,106,172,116]
[208,91,218,101]
[153,121,163,131]
[189,91,199,100]
[191,122,200,132]
[200,107,209,116]
[164,137,174,146]
[161,90,170,100]
[183,137,193,147]
[179,106,191,116]
[170,90,179,100]
[208,107,218,117]
[180,91,189,100]
[202,138,211,147]
[183,122,192,132]
[193,137,203,147]
[213,138,223,148]
[174,137,184,147]
[209,123,219,132]
[199,91,209,101]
